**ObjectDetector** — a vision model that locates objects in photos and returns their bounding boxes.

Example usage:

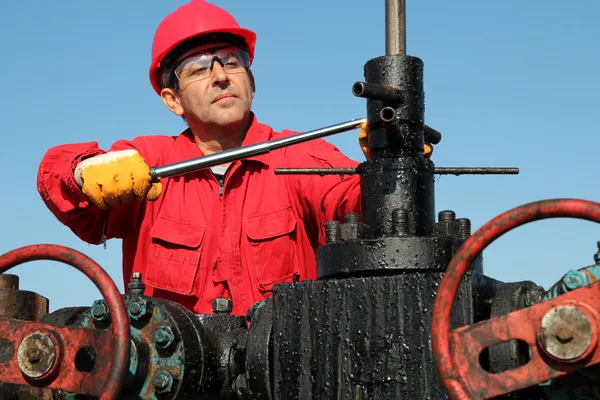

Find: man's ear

[160,88,184,116]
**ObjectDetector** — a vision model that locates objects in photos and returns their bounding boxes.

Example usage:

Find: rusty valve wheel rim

[0,244,130,400]
[431,199,600,400]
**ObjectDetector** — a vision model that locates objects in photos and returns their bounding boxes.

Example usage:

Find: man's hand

[74,150,162,210]
[358,121,434,160]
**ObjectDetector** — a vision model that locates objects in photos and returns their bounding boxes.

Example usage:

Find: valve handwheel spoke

[0,244,130,400]
[432,199,600,399]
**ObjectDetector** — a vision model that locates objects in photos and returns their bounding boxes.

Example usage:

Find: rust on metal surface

[0,318,119,395]
[582,267,600,284]
[431,199,600,399]
[0,289,49,322]
[0,244,130,400]
[446,291,600,399]
[0,319,116,396]
[17,331,59,379]
[0,275,19,290]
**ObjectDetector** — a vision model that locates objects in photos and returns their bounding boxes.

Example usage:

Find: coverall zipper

[217,165,234,301]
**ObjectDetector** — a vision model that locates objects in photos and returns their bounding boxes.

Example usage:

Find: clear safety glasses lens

[174,48,250,85]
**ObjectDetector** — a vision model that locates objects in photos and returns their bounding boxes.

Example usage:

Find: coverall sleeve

[282,137,362,245]
[36,138,162,245]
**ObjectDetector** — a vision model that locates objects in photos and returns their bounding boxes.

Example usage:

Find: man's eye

[191,67,209,75]
[225,61,240,67]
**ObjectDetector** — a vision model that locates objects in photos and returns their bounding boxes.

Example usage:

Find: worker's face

[161,43,255,129]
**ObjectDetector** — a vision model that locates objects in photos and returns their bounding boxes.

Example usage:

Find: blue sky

[1,0,599,312]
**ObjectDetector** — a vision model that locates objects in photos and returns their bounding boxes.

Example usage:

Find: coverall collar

[177,112,273,166]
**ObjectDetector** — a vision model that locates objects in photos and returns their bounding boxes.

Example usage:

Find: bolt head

[17,332,57,379]
[26,347,41,364]
[341,222,361,240]
[563,271,584,290]
[154,326,175,349]
[555,324,574,343]
[539,305,594,361]
[212,298,233,314]
[128,299,149,320]
[153,371,174,393]
[91,300,109,321]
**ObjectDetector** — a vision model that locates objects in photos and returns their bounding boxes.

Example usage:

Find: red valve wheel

[0,244,130,399]
[432,199,600,399]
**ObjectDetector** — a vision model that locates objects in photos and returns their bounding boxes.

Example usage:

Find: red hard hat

[149,0,257,95]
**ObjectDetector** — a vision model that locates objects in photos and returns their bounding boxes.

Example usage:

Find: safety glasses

[174,47,251,85]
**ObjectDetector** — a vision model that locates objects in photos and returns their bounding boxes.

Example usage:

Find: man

[36,0,365,316]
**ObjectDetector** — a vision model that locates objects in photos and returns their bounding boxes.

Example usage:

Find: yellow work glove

[359,121,370,159]
[358,121,433,160]
[74,150,162,210]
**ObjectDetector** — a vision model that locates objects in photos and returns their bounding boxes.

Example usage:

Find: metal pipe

[275,168,359,175]
[352,81,403,103]
[385,0,406,56]
[274,167,519,175]
[380,106,397,122]
[424,125,442,145]
[435,167,519,175]
[149,118,366,182]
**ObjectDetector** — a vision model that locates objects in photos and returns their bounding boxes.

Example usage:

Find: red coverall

[37,114,361,316]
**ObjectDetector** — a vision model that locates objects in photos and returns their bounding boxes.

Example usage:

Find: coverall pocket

[244,205,299,292]
[145,216,206,296]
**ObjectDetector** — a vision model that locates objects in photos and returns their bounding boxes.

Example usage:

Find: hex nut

[91,300,109,322]
[153,371,174,393]
[154,326,175,349]
[212,298,233,314]
[128,298,149,320]
[340,223,361,241]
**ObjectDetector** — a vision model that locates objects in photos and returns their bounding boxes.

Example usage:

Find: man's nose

[210,61,229,85]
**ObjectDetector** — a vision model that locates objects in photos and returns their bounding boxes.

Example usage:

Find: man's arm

[36,137,167,244]
[281,136,362,245]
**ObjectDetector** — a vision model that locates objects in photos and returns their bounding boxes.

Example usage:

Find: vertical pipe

[362,56,432,237]
[385,0,406,55]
